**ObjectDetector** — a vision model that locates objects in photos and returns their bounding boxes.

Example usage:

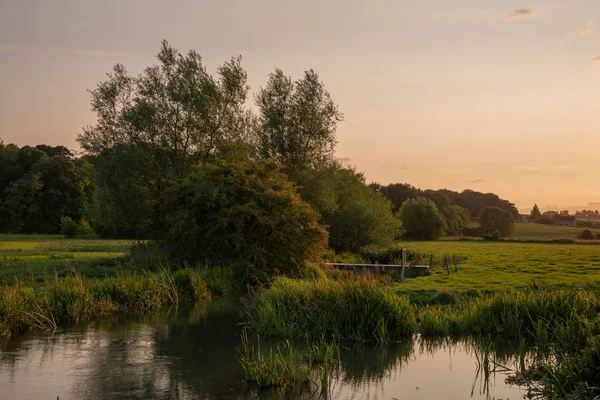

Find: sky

[1,0,600,213]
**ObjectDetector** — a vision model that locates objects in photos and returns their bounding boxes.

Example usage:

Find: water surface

[0,297,526,399]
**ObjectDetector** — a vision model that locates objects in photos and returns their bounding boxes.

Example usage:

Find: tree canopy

[256,69,343,173]
[399,197,445,240]
[479,206,514,239]
[158,161,328,275]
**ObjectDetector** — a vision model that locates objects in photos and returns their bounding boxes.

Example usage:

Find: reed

[0,268,211,339]
[237,329,310,388]
[251,274,415,342]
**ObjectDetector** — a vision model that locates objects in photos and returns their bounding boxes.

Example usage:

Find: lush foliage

[159,161,328,275]
[256,69,343,172]
[376,183,517,219]
[251,275,415,342]
[399,197,445,240]
[324,168,401,251]
[0,143,94,234]
[478,206,514,239]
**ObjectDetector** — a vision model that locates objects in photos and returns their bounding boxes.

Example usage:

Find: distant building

[553,215,576,227]
[543,211,558,218]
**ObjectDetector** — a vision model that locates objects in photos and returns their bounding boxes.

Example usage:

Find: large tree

[479,206,514,239]
[399,197,445,240]
[77,41,255,236]
[256,69,343,173]
[78,40,254,178]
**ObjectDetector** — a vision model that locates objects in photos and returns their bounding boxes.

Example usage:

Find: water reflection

[0,298,527,400]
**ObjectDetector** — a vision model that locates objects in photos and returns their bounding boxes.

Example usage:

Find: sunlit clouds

[505,9,538,20]
[568,21,594,36]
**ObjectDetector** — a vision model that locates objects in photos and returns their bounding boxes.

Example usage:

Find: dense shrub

[297,165,401,251]
[60,216,95,238]
[478,206,514,238]
[535,216,555,225]
[251,276,415,342]
[159,161,328,276]
[579,229,595,240]
[399,197,445,240]
[60,216,79,238]
[462,226,482,237]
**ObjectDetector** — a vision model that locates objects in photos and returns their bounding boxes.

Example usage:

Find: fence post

[445,255,450,275]
[453,255,458,272]
[401,248,407,281]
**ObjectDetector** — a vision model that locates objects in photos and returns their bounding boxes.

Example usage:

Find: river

[0,297,527,399]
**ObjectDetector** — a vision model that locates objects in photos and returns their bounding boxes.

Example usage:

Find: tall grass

[251,274,415,342]
[237,329,310,388]
[0,268,211,339]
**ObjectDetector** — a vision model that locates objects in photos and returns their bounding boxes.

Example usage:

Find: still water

[0,297,526,400]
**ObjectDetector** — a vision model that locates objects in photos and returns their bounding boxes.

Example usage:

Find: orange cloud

[593,56,600,68]
[569,21,594,36]
[505,9,538,20]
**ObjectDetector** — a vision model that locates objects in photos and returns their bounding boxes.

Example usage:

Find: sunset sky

[1,0,599,213]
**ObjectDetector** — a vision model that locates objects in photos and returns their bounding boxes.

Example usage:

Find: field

[3,234,600,302]
[0,234,131,284]
[512,222,600,240]
[394,240,600,302]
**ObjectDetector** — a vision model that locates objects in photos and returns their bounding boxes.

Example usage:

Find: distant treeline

[0,143,94,234]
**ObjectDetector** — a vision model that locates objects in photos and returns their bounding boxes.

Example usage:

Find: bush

[159,161,328,276]
[399,197,445,240]
[478,206,514,238]
[536,216,554,225]
[60,216,79,238]
[298,165,401,251]
[579,229,595,240]
[251,276,415,342]
[462,226,482,237]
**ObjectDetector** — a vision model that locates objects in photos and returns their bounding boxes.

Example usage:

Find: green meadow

[507,222,597,240]
[394,240,600,302]
[0,234,131,284]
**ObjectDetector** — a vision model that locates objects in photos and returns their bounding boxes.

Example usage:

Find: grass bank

[0,268,210,339]
[251,273,415,343]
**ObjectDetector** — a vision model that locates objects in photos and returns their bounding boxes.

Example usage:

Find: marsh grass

[237,329,310,388]
[251,274,415,343]
[0,268,211,339]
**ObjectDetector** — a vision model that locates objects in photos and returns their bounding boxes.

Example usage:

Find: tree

[530,204,541,221]
[158,161,328,275]
[479,206,514,239]
[399,197,445,240]
[35,144,73,159]
[77,40,255,236]
[444,205,471,236]
[0,173,43,233]
[31,157,94,233]
[379,183,422,213]
[325,168,401,251]
[78,41,254,173]
[440,189,518,218]
[256,68,343,172]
